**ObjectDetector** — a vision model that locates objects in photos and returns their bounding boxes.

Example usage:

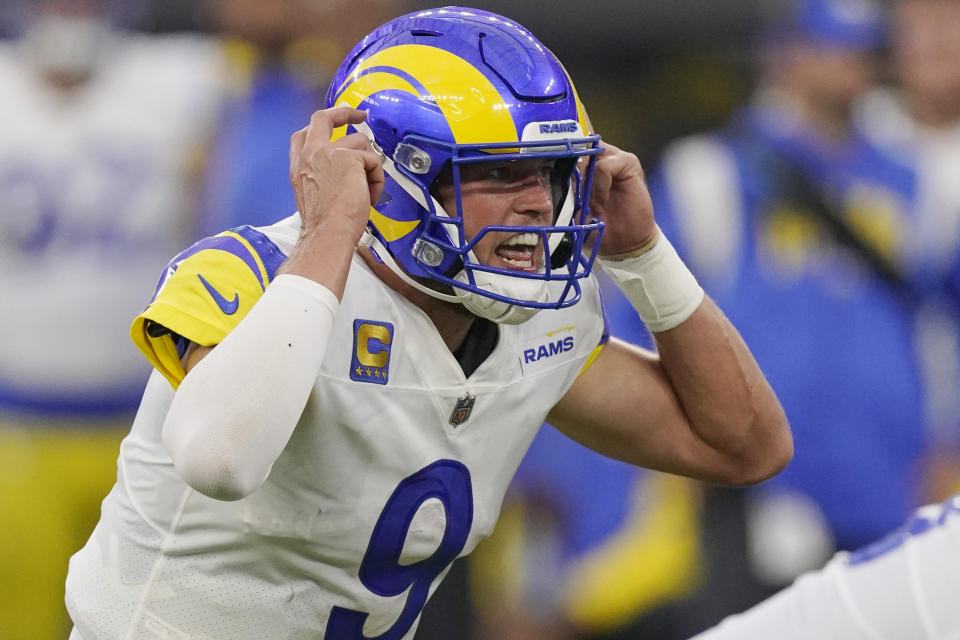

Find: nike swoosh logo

[197,274,239,315]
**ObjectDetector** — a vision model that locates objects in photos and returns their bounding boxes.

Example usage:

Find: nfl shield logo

[449,394,476,427]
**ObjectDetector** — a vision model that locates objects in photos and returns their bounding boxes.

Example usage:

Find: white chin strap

[454,270,548,324]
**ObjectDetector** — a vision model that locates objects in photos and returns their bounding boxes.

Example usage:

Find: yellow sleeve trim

[129,233,274,387]
[130,301,230,390]
[577,343,606,378]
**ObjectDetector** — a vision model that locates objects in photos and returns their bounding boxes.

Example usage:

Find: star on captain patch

[449,394,476,427]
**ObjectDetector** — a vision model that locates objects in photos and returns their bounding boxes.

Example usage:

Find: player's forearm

[654,298,792,485]
[278,224,359,300]
[162,274,338,500]
[598,228,790,485]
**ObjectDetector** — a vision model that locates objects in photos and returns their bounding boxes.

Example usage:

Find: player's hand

[588,142,658,256]
[289,106,385,247]
[280,107,385,297]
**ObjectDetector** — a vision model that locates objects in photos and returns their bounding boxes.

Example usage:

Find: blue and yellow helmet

[325,6,604,323]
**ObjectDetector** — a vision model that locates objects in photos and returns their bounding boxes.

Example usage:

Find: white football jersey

[0,34,224,410]
[692,494,960,640]
[66,214,608,640]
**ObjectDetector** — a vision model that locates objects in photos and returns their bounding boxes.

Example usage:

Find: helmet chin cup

[455,270,548,325]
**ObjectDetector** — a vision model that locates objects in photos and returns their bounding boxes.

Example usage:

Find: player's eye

[487,165,514,181]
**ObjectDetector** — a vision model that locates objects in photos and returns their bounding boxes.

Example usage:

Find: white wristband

[598,228,704,332]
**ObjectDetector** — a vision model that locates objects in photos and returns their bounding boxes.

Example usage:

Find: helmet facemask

[359,127,604,324]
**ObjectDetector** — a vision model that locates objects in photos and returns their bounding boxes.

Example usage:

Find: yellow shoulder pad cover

[131,236,273,388]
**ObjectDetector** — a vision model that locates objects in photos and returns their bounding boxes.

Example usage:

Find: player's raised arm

[548,143,792,487]
[163,108,384,501]
[181,106,383,371]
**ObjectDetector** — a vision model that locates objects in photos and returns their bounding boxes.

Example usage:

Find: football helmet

[325,6,604,324]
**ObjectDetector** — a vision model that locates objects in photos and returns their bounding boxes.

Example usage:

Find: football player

[64,7,791,640]
[690,494,960,639]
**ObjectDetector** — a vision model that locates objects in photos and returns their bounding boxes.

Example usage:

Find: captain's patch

[351,319,393,385]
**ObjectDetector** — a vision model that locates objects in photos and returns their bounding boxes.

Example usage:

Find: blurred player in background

[649,0,934,632]
[690,493,960,639]
[63,7,792,639]
[0,0,225,637]
[689,3,960,636]
[857,0,960,503]
[199,0,404,231]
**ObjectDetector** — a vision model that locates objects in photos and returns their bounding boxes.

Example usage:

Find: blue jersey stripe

[149,228,287,304]
[230,225,287,283]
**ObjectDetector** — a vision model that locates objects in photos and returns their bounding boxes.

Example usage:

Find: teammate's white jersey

[691,494,960,640]
[66,214,608,640]
[0,34,224,410]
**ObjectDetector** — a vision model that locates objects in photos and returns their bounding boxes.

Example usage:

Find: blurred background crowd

[0,0,958,638]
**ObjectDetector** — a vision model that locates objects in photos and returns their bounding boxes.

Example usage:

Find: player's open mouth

[494,231,542,271]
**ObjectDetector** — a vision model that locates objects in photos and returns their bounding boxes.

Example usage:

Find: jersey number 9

[325,459,474,639]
